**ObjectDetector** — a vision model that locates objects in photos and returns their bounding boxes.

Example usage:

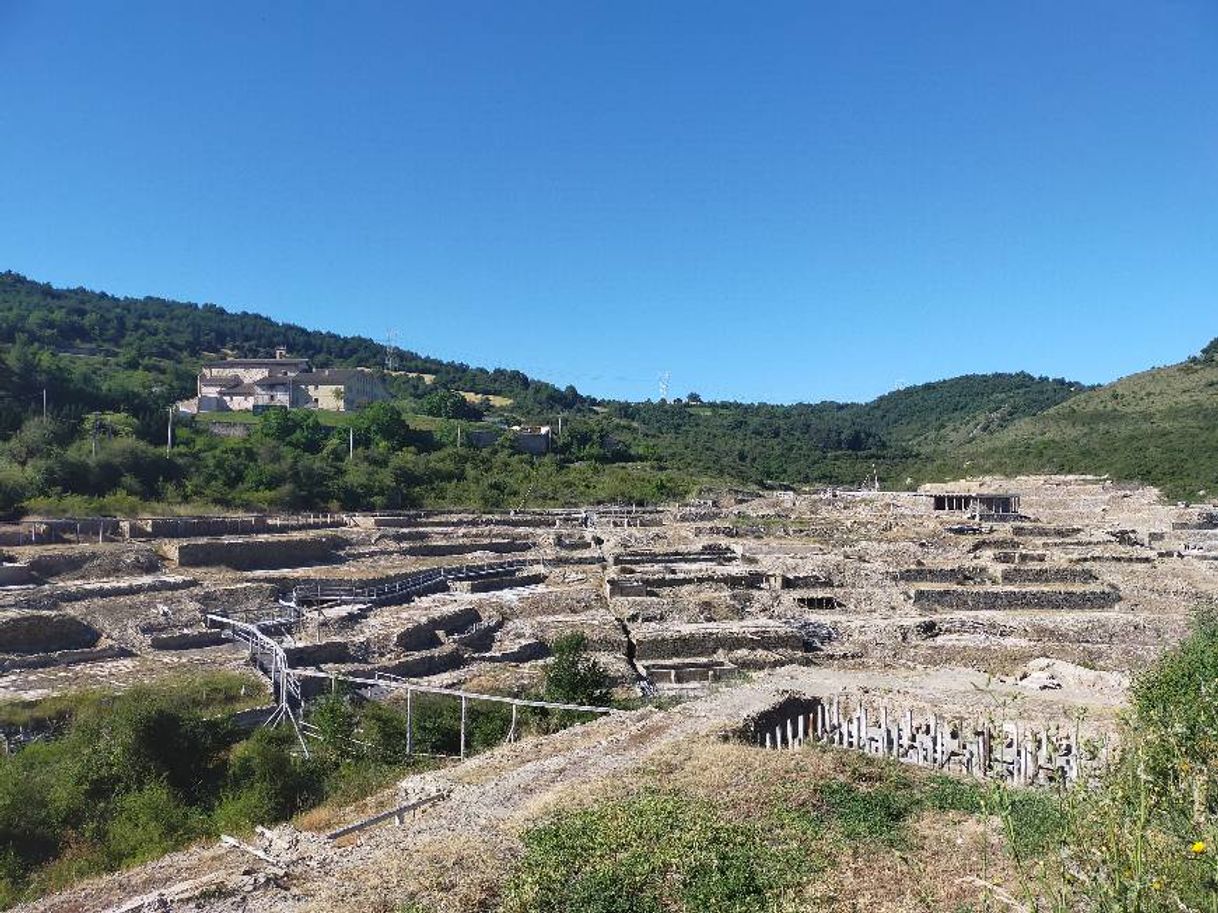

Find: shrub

[214,727,322,833]
[1046,614,1218,910]
[543,634,611,707]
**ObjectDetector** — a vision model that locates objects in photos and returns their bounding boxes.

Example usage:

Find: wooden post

[405,687,414,756]
[460,696,468,759]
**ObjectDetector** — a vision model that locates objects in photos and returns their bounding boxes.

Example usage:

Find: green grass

[498,749,1066,913]
[504,792,805,913]
[0,671,265,729]
[933,359,1218,500]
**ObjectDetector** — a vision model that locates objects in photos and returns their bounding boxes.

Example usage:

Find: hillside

[0,271,584,423]
[607,371,1086,489]
[920,357,1218,501]
[5,269,1216,511]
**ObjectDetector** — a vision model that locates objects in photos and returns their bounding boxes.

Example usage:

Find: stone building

[181,351,390,413]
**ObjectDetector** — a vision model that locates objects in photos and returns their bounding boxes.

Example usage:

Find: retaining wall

[896,567,991,584]
[165,535,344,570]
[284,641,356,666]
[911,587,1120,611]
[401,540,533,557]
[452,572,545,593]
[632,623,804,660]
[126,514,344,539]
[999,566,1097,585]
[149,630,228,650]
[0,611,102,654]
[356,645,465,681]
[0,564,33,586]
[394,607,482,651]
[0,644,132,671]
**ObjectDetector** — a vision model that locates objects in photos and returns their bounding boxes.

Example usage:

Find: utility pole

[91,413,99,459]
[457,423,462,449]
[166,406,174,454]
[42,388,47,420]
[348,426,354,460]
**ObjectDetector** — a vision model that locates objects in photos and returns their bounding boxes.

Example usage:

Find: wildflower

[1152,879,1163,891]
[1190,840,1206,855]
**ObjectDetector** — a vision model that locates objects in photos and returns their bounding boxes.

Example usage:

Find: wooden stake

[405,688,413,756]
[460,695,468,759]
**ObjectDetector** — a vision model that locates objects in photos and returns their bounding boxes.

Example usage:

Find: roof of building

[199,374,243,388]
[291,369,373,385]
[202,357,311,368]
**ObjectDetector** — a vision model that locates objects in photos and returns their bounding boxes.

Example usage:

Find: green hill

[3,269,1215,512]
[0,271,584,427]
[605,372,1086,489]
[921,356,1218,500]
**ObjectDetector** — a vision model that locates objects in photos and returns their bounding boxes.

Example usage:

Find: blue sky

[2,1,1215,403]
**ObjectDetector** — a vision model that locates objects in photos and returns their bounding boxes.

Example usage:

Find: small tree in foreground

[543,633,612,707]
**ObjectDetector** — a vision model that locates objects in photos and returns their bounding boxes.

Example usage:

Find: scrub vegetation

[0,637,615,908]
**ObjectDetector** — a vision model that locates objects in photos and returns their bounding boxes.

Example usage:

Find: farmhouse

[181,350,390,413]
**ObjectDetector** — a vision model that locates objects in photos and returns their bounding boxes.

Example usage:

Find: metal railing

[206,612,309,754]
[289,559,534,606]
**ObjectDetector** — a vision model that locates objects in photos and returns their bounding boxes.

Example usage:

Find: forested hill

[12,269,1217,514]
[933,347,1218,501]
[0,271,584,413]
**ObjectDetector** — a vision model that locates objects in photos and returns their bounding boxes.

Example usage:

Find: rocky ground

[3,475,1218,910]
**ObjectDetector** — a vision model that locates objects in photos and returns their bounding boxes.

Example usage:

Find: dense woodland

[1,271,1215,515]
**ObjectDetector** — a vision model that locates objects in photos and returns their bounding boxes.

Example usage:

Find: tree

[686,392,703,404]
[255,408,328,453]
[419,389,481,421]
[350,401,410,449]
[543,633,611,706]
[1202,337,1218,362]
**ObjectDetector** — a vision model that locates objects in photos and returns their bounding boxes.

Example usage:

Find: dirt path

[17,661,1128,913]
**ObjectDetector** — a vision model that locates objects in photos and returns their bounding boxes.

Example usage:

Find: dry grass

[304,832,513,913]
[800,811,1018,913]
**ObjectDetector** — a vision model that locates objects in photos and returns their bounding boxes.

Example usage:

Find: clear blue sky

[2,1,1215,403]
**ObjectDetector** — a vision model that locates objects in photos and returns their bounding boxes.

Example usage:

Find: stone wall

[0,611,102,654]
[284,640,357,666]
[999,566,1097,585]
[911,587,1120,611]
[149,630,228,650]
[0,564,33,586]
[393,607,481,651]
[452,572,545,593]
[896,567,991,584]
[401,540,533,557]
[164,535,344,570]
[632,622,804,660]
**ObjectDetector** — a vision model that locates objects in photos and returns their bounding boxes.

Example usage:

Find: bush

[215,727,323,833]
[104,781,202,867]
[543,634,611,707]
[1046,614,1218,911]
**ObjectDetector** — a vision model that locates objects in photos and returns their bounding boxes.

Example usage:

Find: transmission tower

[384,329,399,372]
[658,371,671,401]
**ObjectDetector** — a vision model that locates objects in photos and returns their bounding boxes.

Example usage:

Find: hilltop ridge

[1,270,1215,508]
